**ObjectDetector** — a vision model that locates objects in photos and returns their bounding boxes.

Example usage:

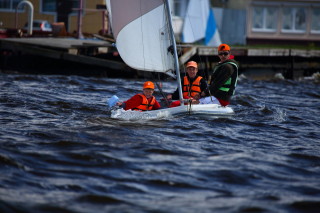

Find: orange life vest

[182,76,202,98]
[132,94,156,111]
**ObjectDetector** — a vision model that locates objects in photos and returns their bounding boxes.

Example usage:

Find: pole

[77,0,84,39]
[102,11,106,35]
[17,1,34,36]
[164,0,184,106]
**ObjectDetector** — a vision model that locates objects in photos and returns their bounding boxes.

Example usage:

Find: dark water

[1,73,320,213]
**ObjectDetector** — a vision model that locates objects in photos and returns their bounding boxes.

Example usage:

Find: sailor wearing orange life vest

[167,61,207,107]
[117,81,161,111]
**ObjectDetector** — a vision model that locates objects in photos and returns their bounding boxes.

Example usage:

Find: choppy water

[1,73,320,213]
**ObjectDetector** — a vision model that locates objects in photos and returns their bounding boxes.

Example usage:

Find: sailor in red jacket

[117,81,161,111]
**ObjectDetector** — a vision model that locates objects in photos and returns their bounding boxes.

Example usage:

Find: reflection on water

[1,74,320,213]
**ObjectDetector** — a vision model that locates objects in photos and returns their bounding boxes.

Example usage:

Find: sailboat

[106,0,234,119]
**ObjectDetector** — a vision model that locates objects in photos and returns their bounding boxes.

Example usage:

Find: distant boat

[106,0,233,119]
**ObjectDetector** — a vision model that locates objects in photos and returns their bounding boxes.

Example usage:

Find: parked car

[23,20,52,32]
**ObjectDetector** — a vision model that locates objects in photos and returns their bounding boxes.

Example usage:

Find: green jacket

[205,59,238,101]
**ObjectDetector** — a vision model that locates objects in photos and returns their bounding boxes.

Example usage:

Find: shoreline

[1,37,319,80]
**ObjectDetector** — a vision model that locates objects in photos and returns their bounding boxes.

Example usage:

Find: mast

[164,0,184,105]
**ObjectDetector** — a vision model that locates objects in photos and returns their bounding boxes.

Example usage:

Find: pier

[1,37,320,80]
[0,37,132,77]
[186,46,320,80]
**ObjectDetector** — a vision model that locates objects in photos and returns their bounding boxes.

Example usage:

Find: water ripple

[1,74,320,212]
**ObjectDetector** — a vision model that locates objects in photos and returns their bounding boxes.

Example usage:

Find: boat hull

[111,104,234,120]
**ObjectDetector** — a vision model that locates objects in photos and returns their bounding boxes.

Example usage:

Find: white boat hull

[111,104,234,120]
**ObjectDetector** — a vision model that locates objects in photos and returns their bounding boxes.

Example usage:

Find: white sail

[107,0,175,75]
[182,0,221,46]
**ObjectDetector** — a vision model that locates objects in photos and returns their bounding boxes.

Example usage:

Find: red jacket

[124,94,161,111]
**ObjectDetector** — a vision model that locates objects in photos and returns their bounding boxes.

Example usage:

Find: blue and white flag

[182,0,221,46]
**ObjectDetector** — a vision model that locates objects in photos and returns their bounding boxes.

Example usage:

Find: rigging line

[205,80,214,103]
[155,74,170,107]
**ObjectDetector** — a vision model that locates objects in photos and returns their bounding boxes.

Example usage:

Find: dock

[0,37,132,77]
[183,46,320,80]
[1,37,320,80]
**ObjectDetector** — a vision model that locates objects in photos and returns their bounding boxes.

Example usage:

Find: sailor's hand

[192,99,200,104]
[185,97,199,105]
[190,97,199,104]
[193,94,200,100]
[116,102,123,106]
[166,94,172,100]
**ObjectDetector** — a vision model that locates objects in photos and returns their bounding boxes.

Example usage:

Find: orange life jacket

[183,76,202,98]
[132,94,156,111]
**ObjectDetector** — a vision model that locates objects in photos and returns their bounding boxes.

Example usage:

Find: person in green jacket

[198,43,239,106]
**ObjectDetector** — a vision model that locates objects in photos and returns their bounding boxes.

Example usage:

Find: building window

[0,0,23,11]
[42,0,79,14]
[311,8,320,34]
[282,7,306,33]
[42,0,56,12]
[0,0,10,10]
[252,6,277,32]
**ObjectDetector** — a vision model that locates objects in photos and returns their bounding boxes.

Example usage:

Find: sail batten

[107,0,175,74]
